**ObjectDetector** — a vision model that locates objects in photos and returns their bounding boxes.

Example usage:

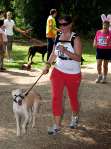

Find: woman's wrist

[45,62,51,68]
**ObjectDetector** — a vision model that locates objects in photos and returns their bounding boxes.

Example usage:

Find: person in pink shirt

[93,20,111,83]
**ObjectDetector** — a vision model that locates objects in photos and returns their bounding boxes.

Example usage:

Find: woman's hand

[42,66,49,74]
[58,44,66,53]
[42,62,51,74]
[93,38,97,48]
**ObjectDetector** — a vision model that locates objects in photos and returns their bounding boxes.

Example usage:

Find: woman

[93,20,111,83]
[42,15,82,134]
[0,19,7,71]
[4,11,26,61]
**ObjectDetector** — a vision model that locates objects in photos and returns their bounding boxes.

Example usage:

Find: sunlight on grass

[4,43,46,70]
[82,39,96,65]
[4,39,96,70]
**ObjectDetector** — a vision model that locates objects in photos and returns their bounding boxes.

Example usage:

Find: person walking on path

[43,15,82,135]
[4,11,26,62]
[93,20,111,83]
[0,19,7,71]
[46,9,60,61]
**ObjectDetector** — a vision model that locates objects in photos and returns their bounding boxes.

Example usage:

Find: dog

[21,63,31,71]
[28,45,47,63]
[12,89,41,136]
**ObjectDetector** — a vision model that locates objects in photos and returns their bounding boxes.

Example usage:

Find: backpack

[55,32,77,47]
[55,32,84,65]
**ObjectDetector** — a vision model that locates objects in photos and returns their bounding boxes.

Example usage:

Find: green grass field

[4,39,96,70]
[82,39,96,64]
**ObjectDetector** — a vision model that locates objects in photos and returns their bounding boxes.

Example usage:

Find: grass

[82,39,96,64]
[4,39,96,70]
[4,43,46,70]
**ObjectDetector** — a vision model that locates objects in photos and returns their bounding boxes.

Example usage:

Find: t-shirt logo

[98,37,109,46]
[55,45,68,58]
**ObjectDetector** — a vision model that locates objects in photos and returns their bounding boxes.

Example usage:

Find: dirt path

[0,64,111,149]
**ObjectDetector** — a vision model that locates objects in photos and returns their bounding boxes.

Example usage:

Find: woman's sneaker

[48,124,60,135]
[95,75,102,83]
[69,116,79,129]
[101,76,107,83]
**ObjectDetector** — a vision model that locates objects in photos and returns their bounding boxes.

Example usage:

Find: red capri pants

[50,68,81,116]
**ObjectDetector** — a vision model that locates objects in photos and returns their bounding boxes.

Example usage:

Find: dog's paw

[22,128,26,134]
[32,124,35,128]
[22,125,27,134]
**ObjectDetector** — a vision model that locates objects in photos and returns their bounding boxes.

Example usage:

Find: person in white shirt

[4,11,26,61]
[42,15,82,135]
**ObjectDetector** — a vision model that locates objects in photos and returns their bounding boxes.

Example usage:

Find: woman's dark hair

[59,15,72,24]
[103,20,110,25]
[50,9,57,15]
[0,19,4,27]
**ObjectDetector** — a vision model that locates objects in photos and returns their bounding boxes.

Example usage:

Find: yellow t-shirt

[46,15,57,38]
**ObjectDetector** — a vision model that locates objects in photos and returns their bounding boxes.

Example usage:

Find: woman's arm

[47,47,57,64]
[0,33,3,46]
[42,46,57,74]
[13,25,27,35]
[93,31,98,48]
[93,38,97,48]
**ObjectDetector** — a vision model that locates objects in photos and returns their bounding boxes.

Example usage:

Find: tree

[12,0,61,38]
[0,0,14,13]
[1,0,111,38]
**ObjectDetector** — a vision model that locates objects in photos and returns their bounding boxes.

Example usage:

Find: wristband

[45,62,51,68]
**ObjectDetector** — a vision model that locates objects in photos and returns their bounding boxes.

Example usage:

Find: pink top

[0,28,7,42]
[94,30,111,49]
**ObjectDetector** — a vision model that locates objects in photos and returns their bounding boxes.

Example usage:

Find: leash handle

[24,73,43,96]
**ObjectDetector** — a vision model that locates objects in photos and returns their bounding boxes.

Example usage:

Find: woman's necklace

[60,32,72,41]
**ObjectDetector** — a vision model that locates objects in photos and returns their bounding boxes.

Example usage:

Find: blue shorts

[96,48,111,60]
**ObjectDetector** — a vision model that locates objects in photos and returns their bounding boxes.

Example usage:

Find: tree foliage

[0,0,111,38]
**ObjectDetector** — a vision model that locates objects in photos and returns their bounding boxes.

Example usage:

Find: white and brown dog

[12,89,41,136]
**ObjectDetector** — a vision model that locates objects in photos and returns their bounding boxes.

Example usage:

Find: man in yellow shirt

[46,9,59,60]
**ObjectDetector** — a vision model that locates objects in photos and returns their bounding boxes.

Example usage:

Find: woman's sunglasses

[59,22,70,26]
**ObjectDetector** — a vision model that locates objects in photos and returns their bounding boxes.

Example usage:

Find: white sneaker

[101,77,107,83]
[48,124,60,135]
[95,75,102,83]
[69,116,79,129]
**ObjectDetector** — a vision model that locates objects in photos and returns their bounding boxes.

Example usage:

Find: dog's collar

[13,94,24,105]
[13,99,18,103]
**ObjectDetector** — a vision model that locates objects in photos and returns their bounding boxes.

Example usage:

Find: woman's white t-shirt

[0,28,7,42]
[54,32,81,74]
